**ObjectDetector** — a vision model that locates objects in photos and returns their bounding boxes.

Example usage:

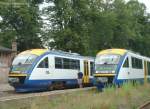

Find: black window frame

[147,61,150,75]
[131,57,143,69]
[55,57,80,70]
[55,57,63,69]
[123,57,129,68]
[63,58,70,69]
[37,57,49,68]
[90,62,94,76]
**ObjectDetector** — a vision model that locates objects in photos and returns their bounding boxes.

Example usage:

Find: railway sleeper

[48,81,66,90]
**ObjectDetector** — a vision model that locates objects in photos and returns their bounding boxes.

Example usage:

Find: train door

[83,60,89,84]
[144,61,148,83]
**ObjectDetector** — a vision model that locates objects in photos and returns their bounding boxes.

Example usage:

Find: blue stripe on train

[113,53,127,85]
[114,53,146,85]
[15,78,94,92]
[15,79,77,92]
[116,78,145,84]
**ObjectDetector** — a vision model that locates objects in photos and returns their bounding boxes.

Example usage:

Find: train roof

[18,49,94,60]
[19,49,48,56]
[97,49,127,56]
[97,48,150,60]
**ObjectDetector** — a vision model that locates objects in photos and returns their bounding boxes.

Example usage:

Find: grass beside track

[0,83,150,109]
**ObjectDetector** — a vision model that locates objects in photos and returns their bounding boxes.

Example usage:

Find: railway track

[0,87,95,102]
[139,101,150,109]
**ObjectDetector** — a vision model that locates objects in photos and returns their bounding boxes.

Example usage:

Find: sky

[0,0,150,22]
[139,0,150,13]
[40,0,150,13]
[126,0,150,13]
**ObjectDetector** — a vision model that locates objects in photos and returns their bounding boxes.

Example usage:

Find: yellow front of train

[94,49,127,84]
[8,49,48,91]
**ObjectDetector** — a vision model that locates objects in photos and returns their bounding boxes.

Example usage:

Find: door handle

[46,71,50,74]
[128,72,130,75]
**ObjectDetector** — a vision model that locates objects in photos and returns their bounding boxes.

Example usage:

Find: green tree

[0,0,43,51]
[1,0,150,57]
[44,0,92,55]
[44,0,150,56]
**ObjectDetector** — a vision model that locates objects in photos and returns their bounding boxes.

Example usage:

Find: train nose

[8,77,19,84]
[8,73,27,86]
[95,77,108,83]
[94,73,116,84]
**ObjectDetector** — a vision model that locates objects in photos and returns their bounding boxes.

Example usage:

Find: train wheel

[48,82,65,90]
[60,82,65,89]
[54,82,65,90]
[48,84,54,91]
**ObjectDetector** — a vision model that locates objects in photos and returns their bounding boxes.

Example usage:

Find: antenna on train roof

[51,49,81,56]
[69,50,71,53]
[68,50,80,56]
[71,53,80,56]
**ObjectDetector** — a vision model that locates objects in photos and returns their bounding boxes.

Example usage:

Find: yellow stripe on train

[9,73,27,77]
[19,49,48,56]
[97,49,127,56]
[94,73,116,77]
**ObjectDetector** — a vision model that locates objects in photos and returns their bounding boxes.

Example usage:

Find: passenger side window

[70,59,80,69]
[55,57,80,70]
[63,58,70,69]
[131,57,143,69]
[123,57,129,68]
[90,62,94,76]
[147,62,150,75]
[38,57,49,68]
[55,57,63,69]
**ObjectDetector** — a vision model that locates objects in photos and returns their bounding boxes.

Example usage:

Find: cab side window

[147,62,150,75]
[90,62,94,76]
[123,57,129,68]
[38,57,49,68]
[131,57,143,69]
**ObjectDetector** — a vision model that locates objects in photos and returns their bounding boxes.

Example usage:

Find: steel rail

[138,100,150,109]
[0,87,95,102]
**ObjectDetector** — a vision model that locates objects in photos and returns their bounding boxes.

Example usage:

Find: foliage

[44,0,150,56]
[0,0,43,51]
[1,0,150,56]
[1,84,150,109]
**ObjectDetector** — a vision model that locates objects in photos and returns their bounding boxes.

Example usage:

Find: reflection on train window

[38,57,49,68]
[123,57,129,68]
[55,57,80,70]
[55,57,63,68]
[131,57,143,69]
[90,62,94,76]
[63,58,70,69]
[147,62,150,75]
[70,59,80,69]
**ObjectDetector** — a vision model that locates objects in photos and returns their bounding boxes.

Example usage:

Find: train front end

[94,49,127,85]
[8,49,47,92]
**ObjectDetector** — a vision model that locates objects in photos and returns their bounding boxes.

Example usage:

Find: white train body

[94,49,150,85]
[9,49,94,92]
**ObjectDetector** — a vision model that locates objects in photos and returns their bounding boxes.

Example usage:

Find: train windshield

[11,54,38,72]
[95,54,120,72]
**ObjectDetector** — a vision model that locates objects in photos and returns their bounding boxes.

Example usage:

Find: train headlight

[96,77,108,83]
[111,71,115,73]
[8,77,19,83]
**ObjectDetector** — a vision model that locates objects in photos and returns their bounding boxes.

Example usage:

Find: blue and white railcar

[9,49,95,92]
[94,49,150,85]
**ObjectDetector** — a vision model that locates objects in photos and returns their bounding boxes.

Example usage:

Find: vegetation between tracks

[0,83,150,109]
